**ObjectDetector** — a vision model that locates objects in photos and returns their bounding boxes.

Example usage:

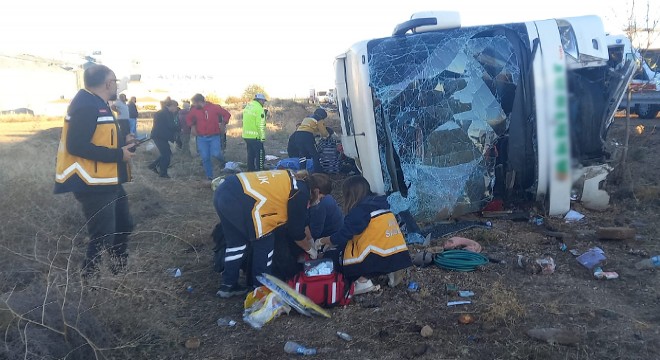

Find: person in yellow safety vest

[242,93,267,171]
[314,175,412,295]
[287,107,329,173]
[54,64,138,276]
[213,169,320,298]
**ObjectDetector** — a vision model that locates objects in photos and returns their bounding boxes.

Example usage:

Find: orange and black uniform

[329,195,412,280]
[54,89,133,274]
[214,170,309,287]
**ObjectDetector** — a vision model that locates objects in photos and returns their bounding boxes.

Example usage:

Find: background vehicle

[608,34,660,119]
[334,12,635,220]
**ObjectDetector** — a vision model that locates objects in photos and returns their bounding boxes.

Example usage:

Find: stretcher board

[257,273,331,318]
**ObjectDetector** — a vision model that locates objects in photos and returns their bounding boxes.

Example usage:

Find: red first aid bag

[287,260,354,308]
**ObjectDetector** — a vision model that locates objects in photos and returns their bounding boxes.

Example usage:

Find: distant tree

[225,96,243,105]
[205,93,223,105]
[242,84,268,103]
[622,0,659,57]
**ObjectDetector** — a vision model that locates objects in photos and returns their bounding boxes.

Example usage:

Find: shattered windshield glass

[367,25,529,220]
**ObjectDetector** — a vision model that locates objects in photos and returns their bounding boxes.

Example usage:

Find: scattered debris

[593,267,619,280]
[411,251,434,267]
[634,255,660,270]
[442,237,483,253]
[407,282,419,292]
[517,255,555,275]
[420,325,433,337]
[527,328,579,346]
[217,317,237,327]
[265,155,279,161]
[458,314,475,324]
[458,290,475,297]
[564,210,585,223]
[336,331,352,341]
[447,301,472,307]
[166,268,182,278]
[628,249,650,257]
[596,227,636,240]
[576,247,606,270]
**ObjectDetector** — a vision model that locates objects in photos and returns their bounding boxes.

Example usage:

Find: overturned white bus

[334,12,635,221]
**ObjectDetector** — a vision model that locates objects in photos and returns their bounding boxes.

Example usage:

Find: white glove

[306,246,318,260]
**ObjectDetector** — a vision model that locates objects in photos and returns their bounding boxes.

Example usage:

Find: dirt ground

[0,106,658,360]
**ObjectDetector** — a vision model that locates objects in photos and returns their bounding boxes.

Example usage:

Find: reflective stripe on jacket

[236,170,298,238]
[55,115,121,187]
[343,210,408,265]
[242,100,266,140]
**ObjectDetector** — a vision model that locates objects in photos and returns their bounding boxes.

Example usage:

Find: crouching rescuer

[213,170,318,298]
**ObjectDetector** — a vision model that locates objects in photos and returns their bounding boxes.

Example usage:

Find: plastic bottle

[217,317,237,327]
[634,255,660,270]
[284,341,317,355]
[336,331,352,341]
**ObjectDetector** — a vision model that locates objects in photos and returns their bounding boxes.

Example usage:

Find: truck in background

[334,12,636,221]
[607,34,660,119]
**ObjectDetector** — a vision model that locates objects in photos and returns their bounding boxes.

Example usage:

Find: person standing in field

[111,93,131,135]
[242,93,267,171]
[127,96,139,135]
[148,100,179,178]
[186,93,231,180]
[54,64,137,276]
[177,101,192,157]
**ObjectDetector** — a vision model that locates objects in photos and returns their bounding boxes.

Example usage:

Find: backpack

[287,260,354,308]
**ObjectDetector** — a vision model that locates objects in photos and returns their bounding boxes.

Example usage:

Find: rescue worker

[287,108,329,173]
[213,169,318,298]
[314,175,412,294]
[54,64,136,275]
[242,93,267,171]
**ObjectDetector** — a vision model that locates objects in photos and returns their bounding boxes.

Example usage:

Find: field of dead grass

[0,104,658,359]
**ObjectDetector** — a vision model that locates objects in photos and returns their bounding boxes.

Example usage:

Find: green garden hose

[434,250,489,272]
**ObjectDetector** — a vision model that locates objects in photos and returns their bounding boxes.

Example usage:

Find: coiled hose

[434,250,489,272]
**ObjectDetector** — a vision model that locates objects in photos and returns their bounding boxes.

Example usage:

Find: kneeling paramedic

[213,170,318,298]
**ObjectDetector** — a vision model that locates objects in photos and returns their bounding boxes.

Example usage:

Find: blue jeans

[128,118,137,135]
[197,135,224,179]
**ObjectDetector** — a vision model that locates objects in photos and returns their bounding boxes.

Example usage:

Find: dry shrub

[0,128,195,359]
[481,280,526,325]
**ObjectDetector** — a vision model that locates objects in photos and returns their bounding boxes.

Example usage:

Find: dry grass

[481,280,526,326]
[0,100,324,359]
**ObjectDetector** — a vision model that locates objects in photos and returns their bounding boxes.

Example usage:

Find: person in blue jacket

[307,173,343,240]
[315,175,412,294]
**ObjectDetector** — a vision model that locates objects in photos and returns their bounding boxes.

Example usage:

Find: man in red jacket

[186,94,231,180]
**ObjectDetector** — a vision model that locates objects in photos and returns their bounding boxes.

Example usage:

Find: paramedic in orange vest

[54,64,137,276]
[287,108,329,172]
[315,175,412,295]
[213,169,317,298]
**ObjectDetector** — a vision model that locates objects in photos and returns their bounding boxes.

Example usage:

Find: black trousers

[74,186,133,274]
[287,131,319,172]
[245,138,265,171]
[217,210,274,287]
[150,137,172,176]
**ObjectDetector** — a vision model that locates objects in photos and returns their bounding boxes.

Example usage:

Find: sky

[0,0,647,99]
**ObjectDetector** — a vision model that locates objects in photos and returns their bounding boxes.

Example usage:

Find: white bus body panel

[335,41,386,194]
[532,19,573,216]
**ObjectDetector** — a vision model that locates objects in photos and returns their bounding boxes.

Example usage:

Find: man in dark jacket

[149,100,179,178]
[54,64,136,275]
